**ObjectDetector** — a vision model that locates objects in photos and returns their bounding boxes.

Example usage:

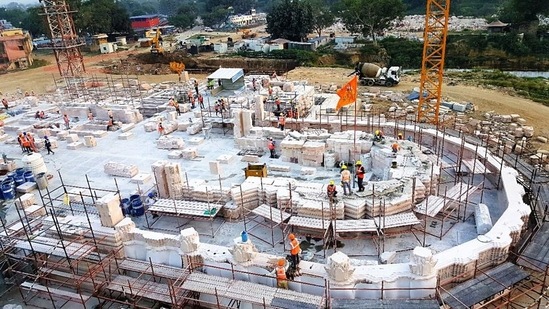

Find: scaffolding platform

[182,272,324,308]
[461,159,490,174]
[441,262,529,308]
[251,204,291,224]
[20,281,91,302]
[378,212,420,229]
[107,274,182,304]
[331,298,440,309]
[415,183,479,217]
[518,222,549,271]
[335,219,378,232]
[288,216,331,231]
[149,199,222,217]
[118,258,189,280]
[15,236,95,259]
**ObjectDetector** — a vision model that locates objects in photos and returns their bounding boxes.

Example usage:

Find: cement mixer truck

[349,62,401,87]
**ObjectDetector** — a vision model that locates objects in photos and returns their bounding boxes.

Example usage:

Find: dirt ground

[2,54,549,150]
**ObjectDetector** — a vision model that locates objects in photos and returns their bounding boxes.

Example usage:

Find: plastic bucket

[120,198,132,216]
[2,183,14,200]
[36,172,48,190]
[15,168,26,176]
[241,231,248,242]
[24,171,35,183]
[14,175,25,187]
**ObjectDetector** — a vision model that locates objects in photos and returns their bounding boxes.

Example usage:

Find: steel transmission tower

[417,0,451,125]
[40,0,85,77]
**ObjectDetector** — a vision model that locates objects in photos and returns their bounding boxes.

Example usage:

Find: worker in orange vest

[288,233,302,273]
[26,132,37,152]
[278,115,285,131]
[268,138,276,158]
[327,180,338,200]
[275,259,288,289]
[392,142,400,153]
[20,133,31,153]
[355,160,366,192]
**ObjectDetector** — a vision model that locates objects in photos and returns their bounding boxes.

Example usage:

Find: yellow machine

[169,62,185,82]
[150,28,163,55]
[239,28,256,39]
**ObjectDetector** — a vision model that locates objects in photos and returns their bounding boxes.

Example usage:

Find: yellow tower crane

[417,0,451,125]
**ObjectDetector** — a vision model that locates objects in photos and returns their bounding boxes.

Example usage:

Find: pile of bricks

[343,199,367,219]
[104,162,139,178]
[293,198,345,219]
[156,136,185,149]
[301,141,326,167]
[186,123,203,135]
[151,160,184,199]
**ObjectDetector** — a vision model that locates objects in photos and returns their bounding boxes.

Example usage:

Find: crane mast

[417,0,451,125]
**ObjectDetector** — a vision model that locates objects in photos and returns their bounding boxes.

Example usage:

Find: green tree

[0,8,27,28]
[202,6,230,27]
[308,0,335,37]
[22,7,48,37]
[500,0,549,28]
[340,0,405,42]
[266,0,314,42]
[78,0,131,34]
[170,3,198,29]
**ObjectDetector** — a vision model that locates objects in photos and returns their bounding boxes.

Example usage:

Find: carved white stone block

[325,251,355,282]
[229,237,258,263]
[180,227,200,253]
[409,246,437,276]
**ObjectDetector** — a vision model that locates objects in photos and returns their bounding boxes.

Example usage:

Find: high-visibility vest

[356,165,365,179]
[341,170,351,182]
[276,266,286,280]
[392,143,399,151]
[268,141,275,150]
[279,117,285,125]
[290,239,300,255]
[327,185,336,194]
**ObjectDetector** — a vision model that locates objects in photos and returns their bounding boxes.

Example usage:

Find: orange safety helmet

[288,233,295,240]
[278,259,285,266]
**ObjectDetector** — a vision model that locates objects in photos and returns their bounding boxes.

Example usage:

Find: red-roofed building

[130,15,160,31]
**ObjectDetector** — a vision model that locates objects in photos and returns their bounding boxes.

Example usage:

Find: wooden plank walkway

[288,216,331,230]
[378,212,420,229]
[15,236,95,259]
[331,298,439,309]
[518,222,549,271]
[442,262,529,308]
[415,183,478,217]
[118,258,188,280]
[20,281,91,302]
[182,272,324,308]
[252,204,291,224]
[107,274,181,304]
[149,199,222,217]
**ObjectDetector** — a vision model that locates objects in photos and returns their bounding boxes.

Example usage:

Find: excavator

[239,28,257,39]
[150,28,163,55]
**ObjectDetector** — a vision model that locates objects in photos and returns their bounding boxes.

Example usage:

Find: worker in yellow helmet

[340,165,351,196]
[355,160,365,192]
[327,180,338,200]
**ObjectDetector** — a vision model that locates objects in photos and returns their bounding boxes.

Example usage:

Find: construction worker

[44,136,54,155]
[287,109,294,119]
[278,115,285,131]
[340,165,351,196]
[355,161,366,192]
[275,97,281,111]
[214,103,220,116]
[268,86,273,98]
[88,111,94,121]
[198,94,205,109]
[17,133,25,153]
[21,133,31,153]
[157,122,165,137]
[2,98,8,110]
[207,79,214,90]
[288,234,301,273]
[374,130,384,142]
[327,180,338,199]
[392,142,400,153]
[275,259,288,289]
[39,111,45,119]
[107,109,113,119]
[194,79,199,95]
[268,138,276,158]
[107,117,114,131]
[63,114,70,130]
[397,132,404,140]
[27,132,37,152]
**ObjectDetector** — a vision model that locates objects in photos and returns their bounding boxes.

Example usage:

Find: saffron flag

[336,75,358,110]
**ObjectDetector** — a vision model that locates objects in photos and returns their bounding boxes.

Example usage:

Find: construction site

[1,1,549,309]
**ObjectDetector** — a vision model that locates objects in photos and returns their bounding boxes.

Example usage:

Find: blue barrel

[24,171,34,183]
[2,182,14,200]
[6,172,15,181]
[130,195,144,217]
[120,198,132,216]
[241,231,248,242]
[14,175,25,187]
[15,168,25,176]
